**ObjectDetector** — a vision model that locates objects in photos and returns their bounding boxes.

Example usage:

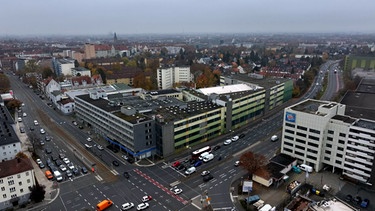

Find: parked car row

[345,194,369,208]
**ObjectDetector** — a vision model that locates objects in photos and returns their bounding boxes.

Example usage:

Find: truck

[53,170,63,182]
[202,154,214,162]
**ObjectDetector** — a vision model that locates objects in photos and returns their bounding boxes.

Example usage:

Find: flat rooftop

[353,119,375,130]
[198,84,260,95]
[341,91,375,121]
[289,99,329,115]
[310,198,359,211]
[223,74,292,90]
[331,115,357,124]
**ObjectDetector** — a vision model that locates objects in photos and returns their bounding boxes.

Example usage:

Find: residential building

[157,66,192,89]
[84,43,96,60]
[281,99,375,185]
[71,67,91,77]
[0,102,22,162]
[0,158,36,210]
[52,58,75,76]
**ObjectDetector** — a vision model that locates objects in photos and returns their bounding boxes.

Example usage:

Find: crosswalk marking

[110,169,119,175]
[95,175,103,181]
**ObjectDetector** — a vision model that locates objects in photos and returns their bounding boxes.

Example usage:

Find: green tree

[24,60,40,72]
[29,184,46,203]
[6,99,22,111]
[0,74,10,93]
[41,67,55,79]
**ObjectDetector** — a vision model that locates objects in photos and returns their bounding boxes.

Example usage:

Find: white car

[141,195,152,202]
[171,187,182,195]
[40,128,45,134]
[223,139,232,145]
[136,203,149,210]
[63,158,70,164]
[231,136,239,142]
[22,112,27,117]
[86,137,92,142]
[234,161,240,167]
[97,145,104,150]
[59,164,67,171]
[67,162,74,170]
[34,120,39,125]
[36,159,42,165]
[17,117,22,122]
[121,202,134,210]
[201,170,210,176]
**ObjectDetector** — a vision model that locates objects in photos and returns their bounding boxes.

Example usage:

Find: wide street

[8,60,343,211]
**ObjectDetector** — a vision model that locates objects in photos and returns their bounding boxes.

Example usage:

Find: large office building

[52,58,75,76]
[75,75,294,158]
[281,99,375,185]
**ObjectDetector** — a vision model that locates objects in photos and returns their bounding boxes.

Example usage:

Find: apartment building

[281,99,375,185]
[52,58,75,76]
[71,67,91,77]
[0,158,36,210]
[157,66,192,89]
[0,103,22,162]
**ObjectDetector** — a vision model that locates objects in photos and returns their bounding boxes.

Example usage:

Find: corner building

[281,99,375,185]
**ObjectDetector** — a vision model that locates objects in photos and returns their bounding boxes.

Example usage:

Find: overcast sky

[1,0,374,36]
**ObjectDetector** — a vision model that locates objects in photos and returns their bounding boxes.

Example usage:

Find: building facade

[281,99,375,185]
[0,158,36,210]
[52,58,75,76]
[157,66,192,89]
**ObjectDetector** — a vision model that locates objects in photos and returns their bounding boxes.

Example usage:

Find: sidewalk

[14,120,59,210]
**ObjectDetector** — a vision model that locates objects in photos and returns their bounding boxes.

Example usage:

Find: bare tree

[239,151,268,176]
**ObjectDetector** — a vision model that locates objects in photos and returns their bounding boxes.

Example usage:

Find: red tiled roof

[0,158,33,178]
[94,44,112,51]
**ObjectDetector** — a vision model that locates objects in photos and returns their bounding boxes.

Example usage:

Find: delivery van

[299,164,313,173]
[53,170,63,182]
[96,199,113,211]
[203,154,214,162]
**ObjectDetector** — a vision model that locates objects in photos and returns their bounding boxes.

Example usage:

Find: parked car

[45,136,51,141]
[39,162,45,169]
[97,145,104,150]
[40,128,46,134]
[36,159,42,165]
[353,196,362,205]
[19,127,25,133]
[72,121,78,126]
[59,153,65,159]
[67,162,74,170]
[86,137,92,142]
[234,161,240,167]
[345,194,352,202]
[34,120,39,125]
[59,164,67,171]
[239,133,245,139]
[55,159,62,166]
[40,140,45,146]
[177,164,186,171]
[85,144,92,149]
[72,167,80,175]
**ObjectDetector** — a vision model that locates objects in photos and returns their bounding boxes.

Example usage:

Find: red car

[172,161,181,167]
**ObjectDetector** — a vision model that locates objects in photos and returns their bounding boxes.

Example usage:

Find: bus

[191,146,211,160]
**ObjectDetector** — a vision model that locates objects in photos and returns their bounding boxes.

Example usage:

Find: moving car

[136,203,149,210]
[96,199,113,211]
[234,161,240,167]
[271,135,278,142]
[171,187,182,195]
[40,128,46,134]
[34,120,39,125]
[123,172,130,179]
[203,174,214,182]
[223,139,232,145]
[194,160,203,167]
[141,195,152,202]
[112,160,119,166]
[185,167,196,175]
[63,158,70,164]
[85,144,92,149]
[213,145,221,151]
[231,136,239,142]
[45,136,51,141]
[172,161,181,167]
[201,170,210,176]
[121,202,134,210]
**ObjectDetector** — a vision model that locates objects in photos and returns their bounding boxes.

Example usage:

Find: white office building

[281,99,375,185]
[157,66,192,89]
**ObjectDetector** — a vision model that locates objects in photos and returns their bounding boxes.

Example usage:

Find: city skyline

[1,0,375,36]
